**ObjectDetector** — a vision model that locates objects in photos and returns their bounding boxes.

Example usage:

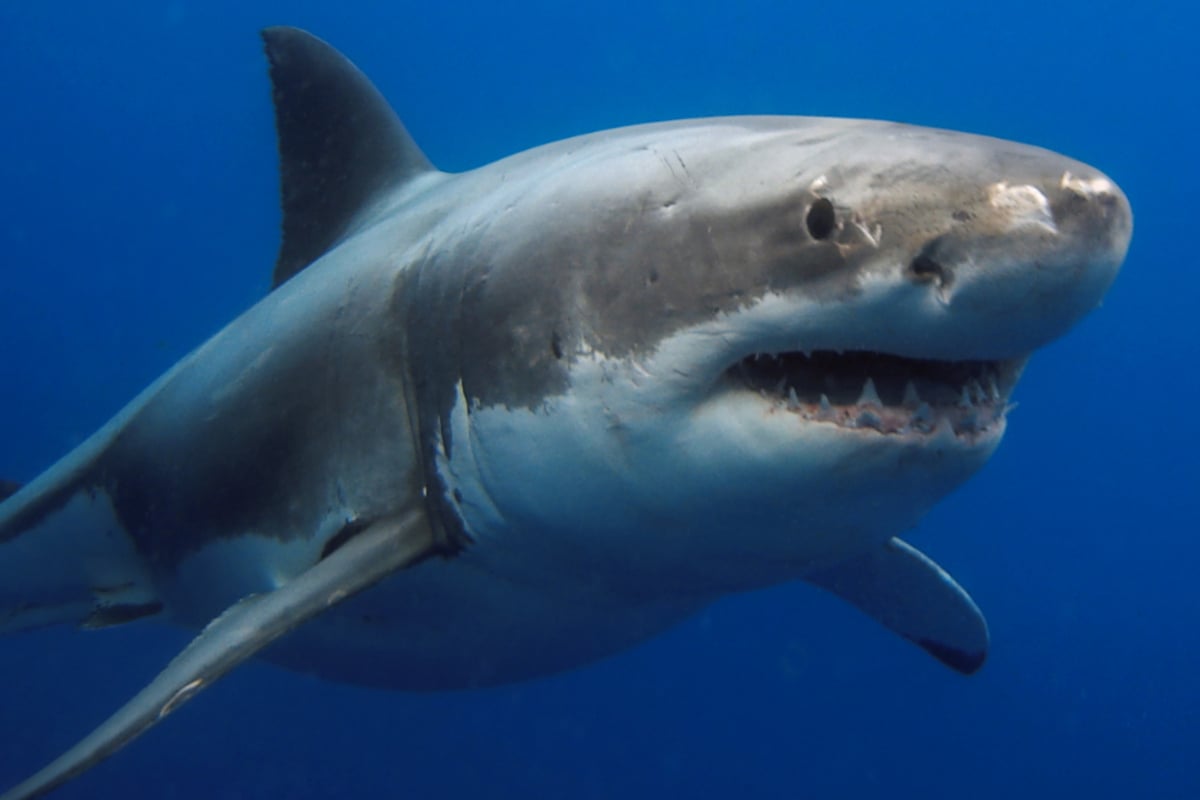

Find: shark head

[406,116,1131,588]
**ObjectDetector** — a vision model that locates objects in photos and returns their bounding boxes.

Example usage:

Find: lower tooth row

[774,392,1002,434]
[770,376,1000,410]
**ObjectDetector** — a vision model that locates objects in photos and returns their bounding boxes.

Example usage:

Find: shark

[0,25,1132,799]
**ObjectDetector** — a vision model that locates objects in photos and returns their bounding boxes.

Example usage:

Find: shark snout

[1023,165,1132,311]
[895,162,1131,359]
[1048,168,1133,260]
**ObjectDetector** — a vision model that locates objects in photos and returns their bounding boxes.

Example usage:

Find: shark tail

[0,474,161,636]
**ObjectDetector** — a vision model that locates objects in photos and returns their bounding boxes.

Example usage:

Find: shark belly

[259,546,710,690]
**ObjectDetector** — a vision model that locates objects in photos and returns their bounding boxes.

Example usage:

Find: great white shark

[0,26,1131,799]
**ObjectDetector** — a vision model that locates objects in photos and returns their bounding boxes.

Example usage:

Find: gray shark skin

[0,26,1131,800]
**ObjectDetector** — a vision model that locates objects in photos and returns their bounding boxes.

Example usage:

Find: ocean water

[0,1,1193,798]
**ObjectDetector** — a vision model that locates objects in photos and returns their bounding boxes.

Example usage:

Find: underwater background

[0,1,1193,797]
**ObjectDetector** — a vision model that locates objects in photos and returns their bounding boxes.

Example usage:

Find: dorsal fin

[261,27,436,288]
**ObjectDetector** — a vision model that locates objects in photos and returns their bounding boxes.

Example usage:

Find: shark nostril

[910,253,951,288]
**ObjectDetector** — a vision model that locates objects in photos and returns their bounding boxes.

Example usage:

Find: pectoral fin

[804,537,988,674]
[1,511,436,800]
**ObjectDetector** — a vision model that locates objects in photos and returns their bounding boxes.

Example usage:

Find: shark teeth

[728,349,1019,440]
[911,401,934,432]
[858,378,882,408]
[968,379,987,404]
[855,409,884,431]
[734,350,1017,440]
[761,377,1007,439]
[817,393,835,421]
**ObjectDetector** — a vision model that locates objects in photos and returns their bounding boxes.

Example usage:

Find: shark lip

[721,350,1024,439]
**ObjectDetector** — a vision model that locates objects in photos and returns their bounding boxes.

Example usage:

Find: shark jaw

[721,348,1023,443]
[618,281,1033,468]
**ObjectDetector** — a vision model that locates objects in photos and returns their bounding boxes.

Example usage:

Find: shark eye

[806,197,837,240]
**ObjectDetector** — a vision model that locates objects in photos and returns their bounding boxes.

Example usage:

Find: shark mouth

[725,350,1023,439]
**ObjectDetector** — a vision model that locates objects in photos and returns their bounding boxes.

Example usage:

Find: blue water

[0,1,1193,797]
